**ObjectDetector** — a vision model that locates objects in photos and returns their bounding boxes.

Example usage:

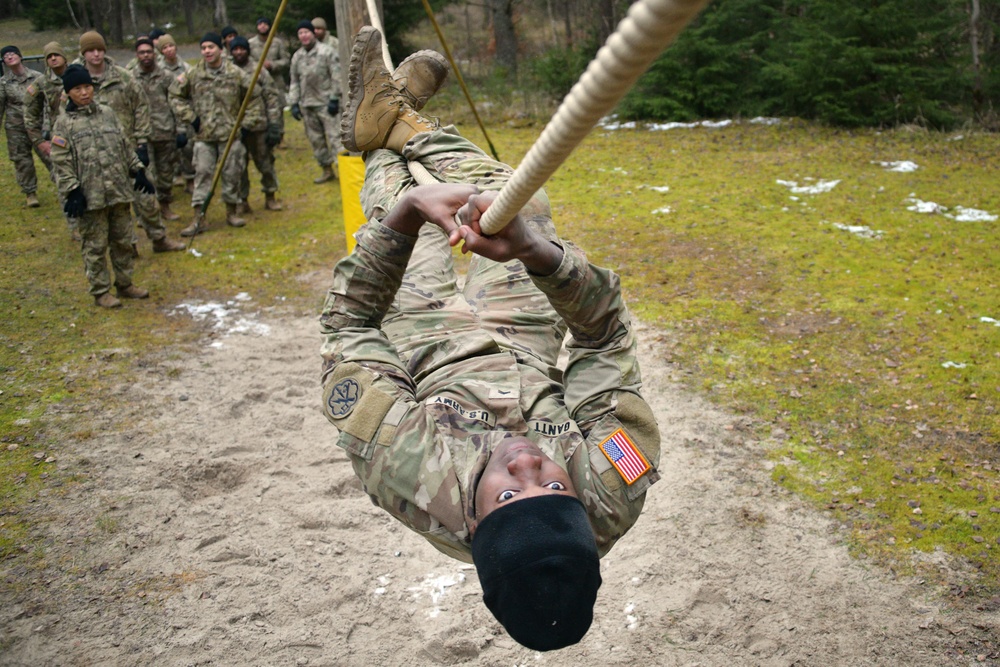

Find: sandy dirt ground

[1,280,998,666]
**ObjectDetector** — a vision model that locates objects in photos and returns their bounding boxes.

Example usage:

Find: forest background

[3,0,999,130]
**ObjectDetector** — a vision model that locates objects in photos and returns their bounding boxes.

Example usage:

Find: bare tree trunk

[488,0,517,78]
[213,0,228,28]
[546,0,557,47]
[597,0,615,45]
[110,0,124,43]
[971,0,983,112]
[128,0,137,35]
[562,0,572,48]
[66,0,82,29]
[182,0,195,36]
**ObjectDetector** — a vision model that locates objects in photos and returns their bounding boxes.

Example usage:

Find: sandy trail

[1,289,996,666]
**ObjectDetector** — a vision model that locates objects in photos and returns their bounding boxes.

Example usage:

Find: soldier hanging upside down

[319,27,660,652]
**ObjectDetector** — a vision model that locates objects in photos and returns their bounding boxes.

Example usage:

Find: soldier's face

[161,43,176,60]
[298,28,315,47]
[83,49,104,67]
[473,437,578,527]
[3,51,21,68]
[257,22,270,36]
[136,44,155,68]
[223,34,235,47]
[46,53,66,70]
[68,83,94,107]
[200,42,222,66]
[314,27,327,40]
[231,46,249,66]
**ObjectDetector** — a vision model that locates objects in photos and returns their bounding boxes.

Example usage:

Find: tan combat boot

[180,210,207,237]
[225,203,246,227]
[95,292,122,308]
[341,26,439,153]
[117,284,149,299]
[26,193,40,208]
[159,201,180,221]
[393,50,449,111]
[152,236,186,253]
[265,192,283,211]
[313,164,336,184]
[237,200,253,215]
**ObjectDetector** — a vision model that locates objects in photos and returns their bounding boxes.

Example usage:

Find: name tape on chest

[598,428,650,485]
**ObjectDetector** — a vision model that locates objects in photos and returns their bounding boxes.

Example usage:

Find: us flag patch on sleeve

[598,428,650,485]
[51,135,67,147]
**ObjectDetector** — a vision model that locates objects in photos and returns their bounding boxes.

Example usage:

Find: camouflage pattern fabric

[233,58,283,132]
[320,34,338,50]
[78,202,135,296]
[239,130,278,198]
[301,106,341,169]
[1,69,46,193]
[131,63,178,142]
[23,68,64,148]
[148,138,179,203]
[50,102,142,209]
[248,34,289,106]
[161,58,195,182]
[74,57,152,147]
[168,60,263,142]
[191,140,246,206]
[319,128,660,563]
[288,41,340,108]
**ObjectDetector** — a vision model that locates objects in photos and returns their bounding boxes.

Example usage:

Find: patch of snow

[904,197,943,214]
[647,186,670,193]
[777,178,841,194]
[749,117,782,125]
[831,222,883,239]
[875,160,919,172]
[949,206,997,222]
[598,115,636,130]
[980,317,999,327]
[652,206,673,215]
[941,361,967,369]
[171,295,271,339]
[407,571,466,618]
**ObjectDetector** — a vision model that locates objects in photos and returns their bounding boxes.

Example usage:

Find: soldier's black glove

[42,131,51,141]
[64,187,86,218]
[136,143,150,167]
[133,170,156,195]
[326,98,339,117]
[265,123,282,147]
[290,103,302,121]
[176,132,187,148]
[192,116,201,133]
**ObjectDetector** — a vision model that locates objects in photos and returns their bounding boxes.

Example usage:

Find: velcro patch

[598,428,650,485]
[26,84,36,96]
[51,135,67,147]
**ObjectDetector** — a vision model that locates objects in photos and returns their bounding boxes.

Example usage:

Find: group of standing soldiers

[0,17,346,308]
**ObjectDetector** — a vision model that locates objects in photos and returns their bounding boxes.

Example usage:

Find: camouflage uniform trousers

[6,126,49,194]
[360,127,566,373]
[239,130,278,200]
[192,140,246,206]
[148,139,179,203]
[178,123,196,182]
[301,106,341,168]
[78,202,135,296]
[132,187,168,241]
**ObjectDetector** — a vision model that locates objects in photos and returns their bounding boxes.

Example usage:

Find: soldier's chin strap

[478,0,710,235]
[193,0,290,249]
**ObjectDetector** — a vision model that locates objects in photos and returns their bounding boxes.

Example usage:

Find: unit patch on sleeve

[598,428,650,485]
[327,378,360,418]
[51,135,67,147]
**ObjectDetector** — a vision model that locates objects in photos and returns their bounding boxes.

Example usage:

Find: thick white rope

[479,0,710,234]
[364,0,394,71]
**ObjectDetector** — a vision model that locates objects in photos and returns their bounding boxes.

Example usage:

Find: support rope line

[478,0,710,235]
[420,0,500,162]
[364,0,394,70]
[193,0,289,248]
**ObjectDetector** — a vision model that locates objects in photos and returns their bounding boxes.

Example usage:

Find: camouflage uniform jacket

[50,102,143,210]
[319,221,661,563]
[131,64,177,141]
[248,34,289,81]
[320,34,338,50]
[233,59,283,131]
[71,57,152,148]
[23,68,64,146]
[169,59,263,142]
[161,57,191,77]
[0,68,41,131]
[288,42,340,108]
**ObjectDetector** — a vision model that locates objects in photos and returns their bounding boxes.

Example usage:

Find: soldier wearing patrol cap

[51,65,155,308]
[77,30,185,253]
[320,27,659,652]
[1,45,46,208]
[169,32,264,235]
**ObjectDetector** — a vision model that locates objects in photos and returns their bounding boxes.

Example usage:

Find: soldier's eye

[497,490,517,502]
[546,482,566,491]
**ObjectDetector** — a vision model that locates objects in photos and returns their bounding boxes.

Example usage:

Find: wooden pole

[334,0,383,98]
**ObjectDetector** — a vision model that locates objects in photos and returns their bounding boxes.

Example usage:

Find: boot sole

[393,50,449,111]
[341,27,396,153]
